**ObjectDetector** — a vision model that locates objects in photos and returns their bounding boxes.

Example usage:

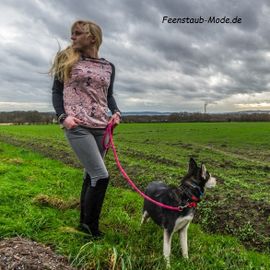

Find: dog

[141,158,216,265]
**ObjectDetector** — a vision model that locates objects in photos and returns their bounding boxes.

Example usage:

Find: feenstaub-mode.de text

[162,16,242,24]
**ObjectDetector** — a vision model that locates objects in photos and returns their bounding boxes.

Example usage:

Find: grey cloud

[1,0,270,112]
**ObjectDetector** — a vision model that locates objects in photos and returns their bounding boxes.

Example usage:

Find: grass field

[0,122,269,269]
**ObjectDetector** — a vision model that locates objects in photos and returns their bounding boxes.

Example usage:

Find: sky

[1,0,270,113]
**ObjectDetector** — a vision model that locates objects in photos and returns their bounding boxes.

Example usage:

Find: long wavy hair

[49,20,103,82]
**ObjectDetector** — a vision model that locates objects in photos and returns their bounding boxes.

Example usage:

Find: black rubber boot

[89,178,109,237]
[80,177,109,238]
[80,173,91,225]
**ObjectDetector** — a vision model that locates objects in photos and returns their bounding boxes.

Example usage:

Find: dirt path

[0,237,77,270]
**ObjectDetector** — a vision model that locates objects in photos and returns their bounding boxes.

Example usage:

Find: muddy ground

[0,237,76,270]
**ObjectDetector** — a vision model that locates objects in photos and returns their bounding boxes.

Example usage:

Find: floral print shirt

[63,58,114,128]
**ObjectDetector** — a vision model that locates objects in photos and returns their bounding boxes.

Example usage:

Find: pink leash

[103,121,195,212]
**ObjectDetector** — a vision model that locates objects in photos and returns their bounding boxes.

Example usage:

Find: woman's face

[71,24,95,52]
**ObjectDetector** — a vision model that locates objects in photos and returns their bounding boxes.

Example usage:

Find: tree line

[0,111,55,124]
[121,112,270,122]
[0,111,269,124]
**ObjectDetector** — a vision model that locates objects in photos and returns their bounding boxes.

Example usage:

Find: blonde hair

[50,20,103,82]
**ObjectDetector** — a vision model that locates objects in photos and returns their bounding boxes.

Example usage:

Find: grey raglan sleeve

[107,63,121,114]
[52,76,65,117]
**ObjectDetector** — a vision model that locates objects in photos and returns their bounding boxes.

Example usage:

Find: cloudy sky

[1,0,270,113]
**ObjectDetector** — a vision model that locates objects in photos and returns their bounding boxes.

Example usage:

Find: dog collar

[184,182,204,201]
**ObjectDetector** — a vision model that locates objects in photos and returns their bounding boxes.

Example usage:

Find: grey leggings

[65,125,109,187]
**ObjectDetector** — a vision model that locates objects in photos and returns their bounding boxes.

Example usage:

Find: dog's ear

[188,158,197,173]
[200,164,207,179]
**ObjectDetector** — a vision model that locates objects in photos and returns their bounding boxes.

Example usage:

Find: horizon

[0,109,269,115]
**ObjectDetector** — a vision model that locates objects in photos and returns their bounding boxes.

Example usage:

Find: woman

[51,20,121,238]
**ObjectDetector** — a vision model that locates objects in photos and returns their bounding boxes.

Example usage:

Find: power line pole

[204,102,208,113]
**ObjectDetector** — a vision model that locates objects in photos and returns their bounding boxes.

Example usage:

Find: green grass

[0,138,270,269]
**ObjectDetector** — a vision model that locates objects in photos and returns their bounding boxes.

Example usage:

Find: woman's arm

[107,63,121,114]
[107,63,121,125]
[52,76,65,118]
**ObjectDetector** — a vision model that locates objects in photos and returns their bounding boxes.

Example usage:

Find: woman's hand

[108,112,121,126]
[63,116,83,129]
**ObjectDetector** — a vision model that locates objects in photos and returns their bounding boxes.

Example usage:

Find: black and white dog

[141,158,216,264]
